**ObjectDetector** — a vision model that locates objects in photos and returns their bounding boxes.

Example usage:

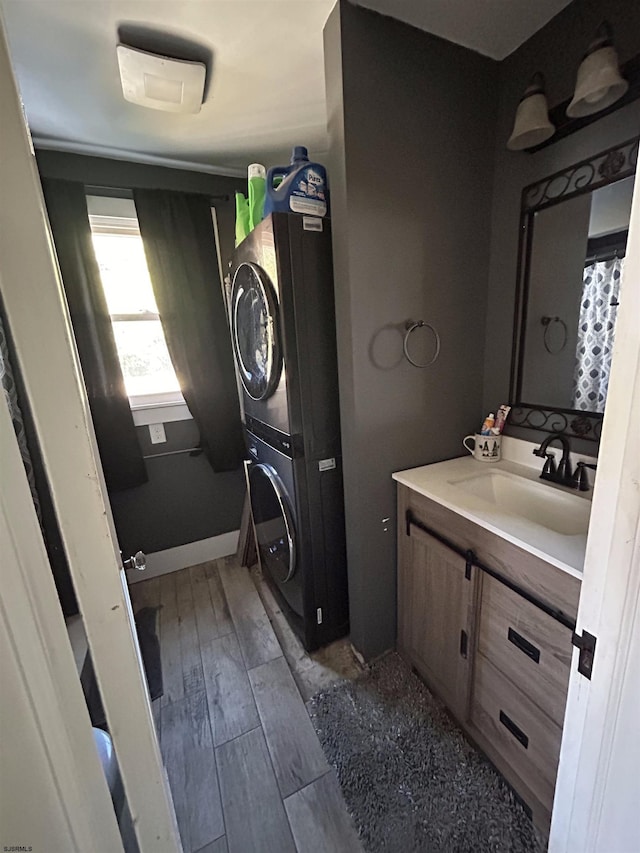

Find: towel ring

[541,315,567,354]
[403,320,441,368]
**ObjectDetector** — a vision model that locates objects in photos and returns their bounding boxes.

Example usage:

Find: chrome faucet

[532,433,574,486]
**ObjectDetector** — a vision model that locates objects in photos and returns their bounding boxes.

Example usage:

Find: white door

[0,23,181,853]
[0,383,126,852]
[549,159,640,851]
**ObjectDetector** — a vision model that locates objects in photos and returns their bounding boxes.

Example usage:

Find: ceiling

[356,0,573,61]
[1,0,335,174]
[1,0,573,175]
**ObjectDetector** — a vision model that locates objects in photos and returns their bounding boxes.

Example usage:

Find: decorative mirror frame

[509,135,639,443]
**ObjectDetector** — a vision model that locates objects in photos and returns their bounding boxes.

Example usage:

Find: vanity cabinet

[397,483,581,833]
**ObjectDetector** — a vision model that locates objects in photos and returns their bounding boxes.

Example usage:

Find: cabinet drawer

[471,654,562,811]
[478,575,572,727]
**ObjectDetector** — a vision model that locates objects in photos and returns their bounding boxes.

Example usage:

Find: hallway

[129,556,362,853]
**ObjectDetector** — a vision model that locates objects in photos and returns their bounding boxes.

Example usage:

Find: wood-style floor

[129,556,362,853]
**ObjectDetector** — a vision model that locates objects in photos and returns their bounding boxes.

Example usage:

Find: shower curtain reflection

[572,256,624,412]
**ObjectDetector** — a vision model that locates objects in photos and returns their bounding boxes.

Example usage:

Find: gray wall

[324,2,498,660]
[483,0,640,419]
[589,177,635,237]
[109,419,245,558]
[36,150,246,555]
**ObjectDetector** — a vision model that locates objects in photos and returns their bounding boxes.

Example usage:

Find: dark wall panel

[325,2,498,659]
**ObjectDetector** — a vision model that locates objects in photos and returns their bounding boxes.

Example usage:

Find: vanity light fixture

[566,22,628,118]
[507,73,555,151]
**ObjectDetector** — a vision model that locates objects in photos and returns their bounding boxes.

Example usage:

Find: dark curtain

[42,178,147,491]
[134,189,244,472]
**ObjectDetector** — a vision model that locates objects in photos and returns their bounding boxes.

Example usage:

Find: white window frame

[87,197,192,424]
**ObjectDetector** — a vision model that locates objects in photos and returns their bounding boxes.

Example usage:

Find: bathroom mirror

[510,137,638,441]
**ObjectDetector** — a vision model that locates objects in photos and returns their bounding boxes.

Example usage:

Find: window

[87,196,187,416]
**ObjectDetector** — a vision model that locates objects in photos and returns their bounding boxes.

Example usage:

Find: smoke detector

[116,44,206,114]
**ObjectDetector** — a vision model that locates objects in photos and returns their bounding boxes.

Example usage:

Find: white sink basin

[448,470,590,536]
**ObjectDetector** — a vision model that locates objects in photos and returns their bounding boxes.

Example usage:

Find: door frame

[0,23,181,853]
[0,387,124,852]
[549,159,640,850]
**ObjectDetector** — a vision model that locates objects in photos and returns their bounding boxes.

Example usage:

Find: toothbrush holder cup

[463,433,502,463]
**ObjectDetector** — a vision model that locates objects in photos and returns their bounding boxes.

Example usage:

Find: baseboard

[127,530,240,583]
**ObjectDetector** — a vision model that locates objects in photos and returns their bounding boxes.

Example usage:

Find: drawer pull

[499,710,529,749]
[508,627,540,664]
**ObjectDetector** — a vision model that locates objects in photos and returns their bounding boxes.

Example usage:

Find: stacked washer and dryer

[229,213,349,651]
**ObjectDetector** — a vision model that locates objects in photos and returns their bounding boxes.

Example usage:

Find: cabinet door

[398,522,475,721]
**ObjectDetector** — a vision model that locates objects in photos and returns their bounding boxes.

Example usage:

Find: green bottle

[248,163,266,231]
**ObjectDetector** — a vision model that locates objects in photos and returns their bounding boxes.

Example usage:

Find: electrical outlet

[149,423,166,444]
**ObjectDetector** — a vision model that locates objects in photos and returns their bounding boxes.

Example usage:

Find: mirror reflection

[519,175,633,413]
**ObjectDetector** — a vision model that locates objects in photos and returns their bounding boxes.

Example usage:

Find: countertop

[393,456,592,579]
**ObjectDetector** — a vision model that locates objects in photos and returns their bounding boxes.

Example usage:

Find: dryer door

[231,262,282,401]
[248,463,296,585]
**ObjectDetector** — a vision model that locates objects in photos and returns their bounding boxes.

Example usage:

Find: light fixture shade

[507,73,555,151]
[567,23,628,118]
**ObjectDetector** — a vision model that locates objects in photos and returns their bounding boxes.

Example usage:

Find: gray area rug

[307,653,544,853]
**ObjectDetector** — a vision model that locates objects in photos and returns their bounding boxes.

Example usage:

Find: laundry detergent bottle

[264,146,329,218]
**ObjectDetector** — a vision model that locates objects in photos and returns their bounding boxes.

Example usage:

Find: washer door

[248,463,296,584]
[231,262,282,401]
